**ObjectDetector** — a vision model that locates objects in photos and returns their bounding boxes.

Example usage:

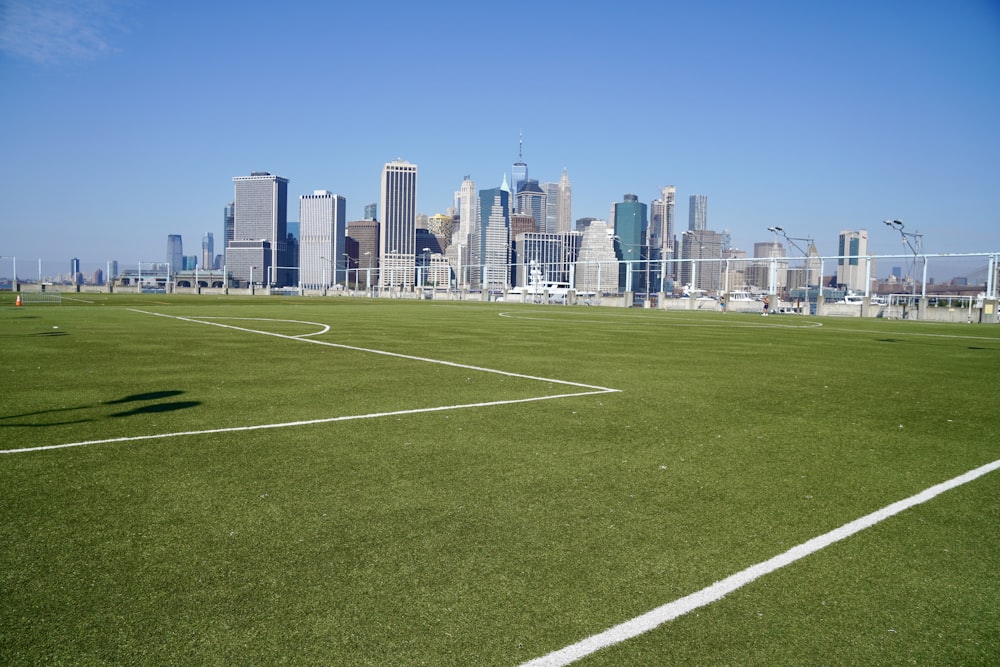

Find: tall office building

[230,172,289,286]
[347,220,380,287]
[473,177,511,290]
[837,229,872,292]
[224,202,235,247]
[379,159,418,289]
[299,190,347,289]
[201,233,214,270]
[457,176,477,247]
[514,231,581,286]
[613,194,648,292]
[688,194,707,231]
[166,235,183,276]
[514,180,546,232]
[556,169,572,234]
[364,202,378,221]
[575,220,619,294]
[542,182,559,234]
[680,229,724,292]
[650,185,676,262]
[512,132,528,195]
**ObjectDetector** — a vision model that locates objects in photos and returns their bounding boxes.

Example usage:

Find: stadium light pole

[883,219,923,297]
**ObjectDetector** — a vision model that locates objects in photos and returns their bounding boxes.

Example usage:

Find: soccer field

[2,294,998,665]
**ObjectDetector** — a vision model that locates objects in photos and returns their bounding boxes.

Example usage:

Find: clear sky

[2,0,998,272]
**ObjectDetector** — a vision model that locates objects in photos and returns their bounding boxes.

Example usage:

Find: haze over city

[2,0,998,266]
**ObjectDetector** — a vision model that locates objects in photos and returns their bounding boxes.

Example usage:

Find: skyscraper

[837,230,871,292]
[474,177,511,290]
[681,229,724,292]
[512,132,528,195]
[347,220,380,287]
[613,194,648,292]
[542,182,559,234]
[230,172,289,286]
[650,185,676,260]
[224,202,235,247]
[379,159,417,289]
[556,168,572,234]
[364,202,378,221]
[167,235,183,276]
[688,194,707,231]
[514,180,546,233]
[202,232,214,270]
[299,190,347,289]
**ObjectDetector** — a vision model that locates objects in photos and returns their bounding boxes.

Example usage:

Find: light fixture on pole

[883,219,923,296]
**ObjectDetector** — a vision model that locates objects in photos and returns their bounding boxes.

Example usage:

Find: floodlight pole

[883,219,923,297]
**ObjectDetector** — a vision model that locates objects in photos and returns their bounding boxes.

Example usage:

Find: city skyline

[1,2,998,264]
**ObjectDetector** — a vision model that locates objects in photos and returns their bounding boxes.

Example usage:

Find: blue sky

[2,0,998,271]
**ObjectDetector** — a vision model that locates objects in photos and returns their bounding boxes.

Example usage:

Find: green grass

[1,293,998,665]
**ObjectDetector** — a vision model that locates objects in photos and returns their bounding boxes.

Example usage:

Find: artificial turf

[1,293,998,665]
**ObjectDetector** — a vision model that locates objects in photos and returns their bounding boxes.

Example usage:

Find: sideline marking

[1,392,610,454]
[520,457,1000,667]
[1,311,618,454]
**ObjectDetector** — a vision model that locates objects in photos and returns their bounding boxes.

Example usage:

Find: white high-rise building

[556,168,572,234]
[379,159,418,289]
[837,229,872,292]
[574,220,618,294]
[650,185,676,261]
[299,190,347,289]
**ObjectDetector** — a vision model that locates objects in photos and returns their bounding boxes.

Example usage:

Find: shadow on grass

[0,390,195,425]
[106,390,186,404]
[110,401,201,417]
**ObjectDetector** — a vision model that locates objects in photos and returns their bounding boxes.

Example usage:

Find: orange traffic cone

[15,293,22,307]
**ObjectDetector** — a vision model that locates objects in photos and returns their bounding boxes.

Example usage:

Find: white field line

[520,457,1000,667]
[131,309,617,392]
[0,391,610,454]
[1,310,618,454]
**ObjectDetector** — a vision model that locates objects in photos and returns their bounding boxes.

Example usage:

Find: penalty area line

[1,389,616,454]
[520,457,1000,667]
[130,309,617,393]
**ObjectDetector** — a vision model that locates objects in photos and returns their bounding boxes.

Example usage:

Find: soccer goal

[21,290,62,305]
